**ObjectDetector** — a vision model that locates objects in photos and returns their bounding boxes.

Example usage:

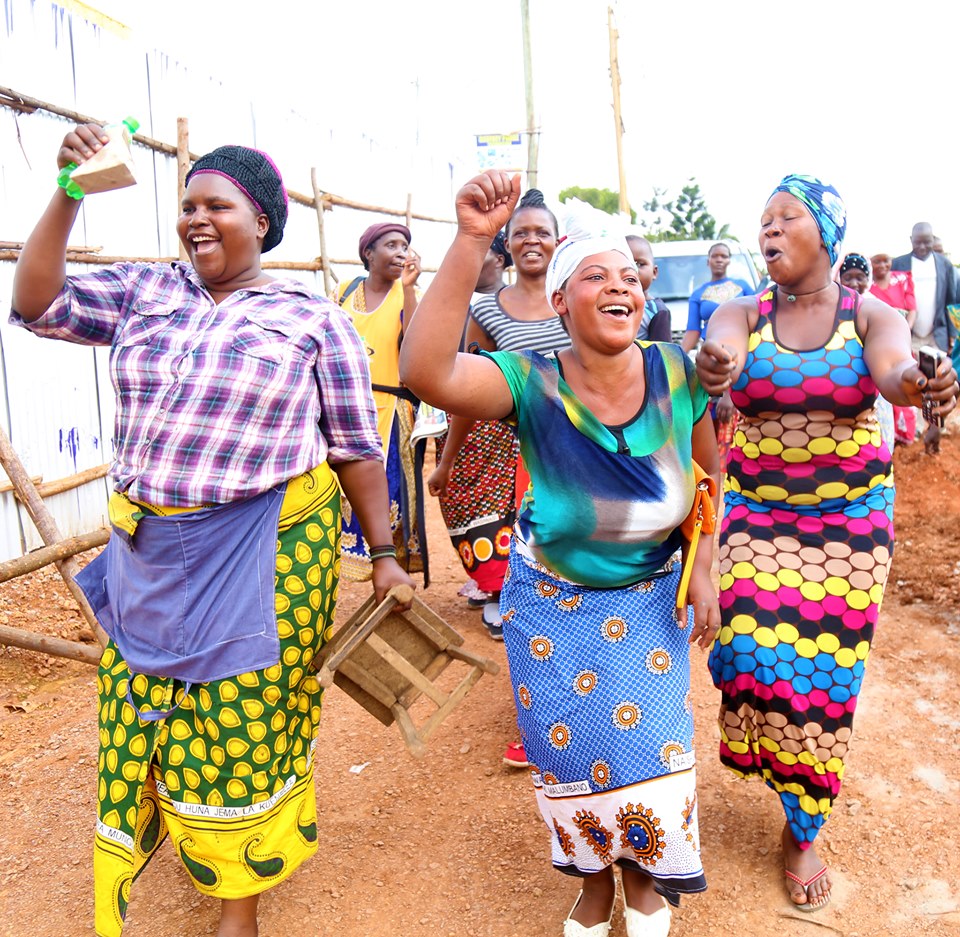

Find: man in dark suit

[892,222,958,353]
[892,222,958,453]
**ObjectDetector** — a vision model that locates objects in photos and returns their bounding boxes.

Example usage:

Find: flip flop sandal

[784,866,831,912]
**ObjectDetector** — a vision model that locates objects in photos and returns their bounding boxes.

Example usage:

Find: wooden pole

[0,426,107,647]
[0,623,100,666]
[608,7,630,217]
[0,528,110,584]
[310,168,333,297]
[405,193,413,229]
[521,0,539,190]
[0,462,109,497]
[177,117,190,262]
[0,84,456,223]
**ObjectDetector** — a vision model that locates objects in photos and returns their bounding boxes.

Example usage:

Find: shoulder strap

[338,276,364,307]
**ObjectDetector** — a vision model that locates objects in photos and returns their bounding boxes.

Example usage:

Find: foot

[502,741,529,768]
[622,870,671,937]
[482,602,504,640]
[565,872,616,934]
[781,824,831,911]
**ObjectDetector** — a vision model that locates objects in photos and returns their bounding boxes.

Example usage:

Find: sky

[95,0,959,263]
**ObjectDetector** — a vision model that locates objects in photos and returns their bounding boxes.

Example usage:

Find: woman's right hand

[696,340,739,395]
[58,123,109,170]
[455,171,521,241]
[427,464,451,497]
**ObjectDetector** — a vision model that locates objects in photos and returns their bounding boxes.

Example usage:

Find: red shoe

[503,741,528,768]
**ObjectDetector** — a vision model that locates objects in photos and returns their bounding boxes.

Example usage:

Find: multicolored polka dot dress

[709,286,893,849]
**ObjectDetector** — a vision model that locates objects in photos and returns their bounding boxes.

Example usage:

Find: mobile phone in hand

[917,345,945,427]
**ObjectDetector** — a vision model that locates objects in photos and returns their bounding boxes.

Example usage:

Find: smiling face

[552,250,643,352]
[507,207,557,278]
[707,243,731,279]
[365,232,410,280]
[759,191,826,286]
[871,255,891,281]
[910,223,934,260]
[176,173,268,289]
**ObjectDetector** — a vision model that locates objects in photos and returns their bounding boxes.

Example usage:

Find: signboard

[475,132,524,172]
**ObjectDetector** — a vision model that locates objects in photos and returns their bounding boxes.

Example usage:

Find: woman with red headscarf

[337,223,427,582]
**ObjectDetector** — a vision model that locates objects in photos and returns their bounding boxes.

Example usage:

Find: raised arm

[695,297,754,394]
[12,124,109,321]
[399,171,519,420]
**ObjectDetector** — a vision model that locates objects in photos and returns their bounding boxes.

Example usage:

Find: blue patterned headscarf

[771,174,847,266]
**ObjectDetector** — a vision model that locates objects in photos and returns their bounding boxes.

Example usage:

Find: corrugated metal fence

[0,0,463,561]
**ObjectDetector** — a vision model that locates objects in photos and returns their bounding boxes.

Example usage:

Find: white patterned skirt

[500,544,707,904]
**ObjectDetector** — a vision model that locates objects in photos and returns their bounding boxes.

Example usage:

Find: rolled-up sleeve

[316,305,383,464]
[9,263,138,345]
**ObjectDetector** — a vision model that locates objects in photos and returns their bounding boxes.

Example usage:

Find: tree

[640,178,730,242]
[557,186,636,224]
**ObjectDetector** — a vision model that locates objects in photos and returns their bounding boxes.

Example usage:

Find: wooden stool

[317,585,500,757]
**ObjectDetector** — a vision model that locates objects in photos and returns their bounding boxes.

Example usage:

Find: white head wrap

[545,198,636,300]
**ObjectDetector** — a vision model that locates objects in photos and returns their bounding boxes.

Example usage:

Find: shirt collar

[174,262,317,299]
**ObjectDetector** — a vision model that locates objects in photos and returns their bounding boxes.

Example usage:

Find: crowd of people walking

[10,121,959,937]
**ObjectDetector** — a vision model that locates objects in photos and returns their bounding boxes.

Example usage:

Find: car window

[653,254,758,301]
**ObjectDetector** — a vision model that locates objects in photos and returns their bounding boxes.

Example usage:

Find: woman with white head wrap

[401,171,720,937]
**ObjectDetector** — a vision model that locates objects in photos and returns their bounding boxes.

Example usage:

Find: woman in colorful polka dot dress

[697,174,959,913]
[401,171,721,937]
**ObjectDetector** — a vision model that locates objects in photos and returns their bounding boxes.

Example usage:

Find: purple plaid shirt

[11,262,382,506]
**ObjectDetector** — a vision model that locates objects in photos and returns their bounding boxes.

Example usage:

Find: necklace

[779,282,834,303]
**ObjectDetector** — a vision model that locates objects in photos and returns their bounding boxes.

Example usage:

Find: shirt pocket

[231,315,312,368]
[116,299,178,347]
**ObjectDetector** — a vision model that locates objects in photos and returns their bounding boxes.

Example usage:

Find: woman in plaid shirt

[11,124,413,937]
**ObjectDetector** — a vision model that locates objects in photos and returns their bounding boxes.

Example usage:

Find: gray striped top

[470,288,572,354]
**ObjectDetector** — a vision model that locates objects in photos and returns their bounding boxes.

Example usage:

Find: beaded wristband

[369,544,398,561]
[57,163,85,200]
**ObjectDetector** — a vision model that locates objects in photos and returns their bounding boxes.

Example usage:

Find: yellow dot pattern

[94,467,339,937]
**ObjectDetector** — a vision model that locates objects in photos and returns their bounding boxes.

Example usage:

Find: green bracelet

[57,162,85,200]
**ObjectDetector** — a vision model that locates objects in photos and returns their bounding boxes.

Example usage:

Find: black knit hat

[185,145,288,253]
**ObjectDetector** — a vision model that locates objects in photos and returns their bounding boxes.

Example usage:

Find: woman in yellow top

[337,223,427,581]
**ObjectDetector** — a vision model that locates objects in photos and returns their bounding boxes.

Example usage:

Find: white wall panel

[0,0,469,562]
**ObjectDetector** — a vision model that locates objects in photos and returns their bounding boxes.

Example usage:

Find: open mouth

[190,235,219,255]
[765,247,783,262]
[599,303,632,318]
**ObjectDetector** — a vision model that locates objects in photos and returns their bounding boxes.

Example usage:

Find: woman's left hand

[402,249,422,289]
[371,557,416,610]
[898,358,959,416]
[678,567,720,649]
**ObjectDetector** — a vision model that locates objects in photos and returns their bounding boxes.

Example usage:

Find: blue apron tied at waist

[76,485,286,684]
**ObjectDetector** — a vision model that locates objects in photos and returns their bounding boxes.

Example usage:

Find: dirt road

[0,434,958,936]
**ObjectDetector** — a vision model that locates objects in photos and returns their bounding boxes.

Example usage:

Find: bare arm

[696,297,754,394]
[860,295,958,415]
[399,250,421,336]
[680,413,721,649]
[399,172,520,419]
[426,413,477,497]
[12,124,110,321]
[332,459,415,606]
[681,329,701,353]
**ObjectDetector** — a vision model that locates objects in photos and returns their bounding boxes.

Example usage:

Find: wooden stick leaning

[0,623,100,666]
[0,528,109,584]
[0,425,107,648]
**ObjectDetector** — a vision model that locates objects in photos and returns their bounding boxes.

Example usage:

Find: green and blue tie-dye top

[485,341,709,588]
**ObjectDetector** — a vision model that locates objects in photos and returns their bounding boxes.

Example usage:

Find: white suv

[640,239,762,341]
